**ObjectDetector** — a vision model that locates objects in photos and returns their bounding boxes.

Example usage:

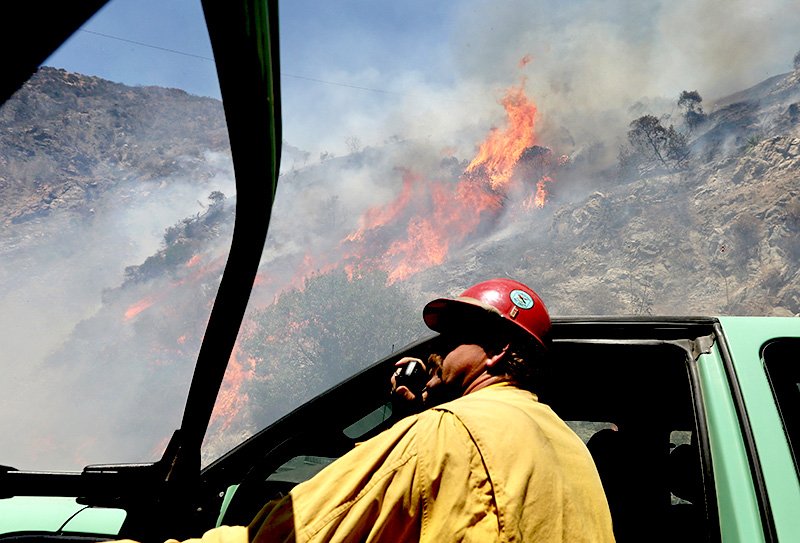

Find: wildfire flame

[122,251,226,323]
[209,345,255,432]
[336,78,550,283]
[124,295,156,321]
[465,81,538,190]
[338,172,504,283]
[345,171,419,243]
[185,254,202,267]
[385,218,448,283]
[524,175,553,209]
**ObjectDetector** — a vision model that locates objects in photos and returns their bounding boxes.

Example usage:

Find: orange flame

[345,171,419,242]
[524,175,552,209]
[209,345,255,431]
[124,296,155,321]
[386,218,448,283]
[535,176,552,208]
[340,171,504,283]
[185,254,202,267]
[465,81,538,190]
[336,81,546,283]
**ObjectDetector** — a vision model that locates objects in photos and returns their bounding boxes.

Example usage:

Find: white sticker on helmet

[510,289,534,309]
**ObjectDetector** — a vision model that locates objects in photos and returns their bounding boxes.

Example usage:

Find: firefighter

[245,278,615,542]
[131,279,613,542]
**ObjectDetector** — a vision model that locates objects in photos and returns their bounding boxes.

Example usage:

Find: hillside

[2,66,799,320]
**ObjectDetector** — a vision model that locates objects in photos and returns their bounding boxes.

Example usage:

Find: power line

[278,73,406,96]
[79,29,214,62]
[78,28,405,96]
[78,27,486,107]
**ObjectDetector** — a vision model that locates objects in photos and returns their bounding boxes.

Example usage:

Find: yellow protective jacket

[250,382,614,542]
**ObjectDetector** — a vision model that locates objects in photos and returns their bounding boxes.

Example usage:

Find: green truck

[1,1,798,542]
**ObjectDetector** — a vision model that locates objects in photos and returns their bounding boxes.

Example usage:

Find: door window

[763,338,800,477]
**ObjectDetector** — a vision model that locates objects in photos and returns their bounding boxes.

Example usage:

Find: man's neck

[463,373,512,396]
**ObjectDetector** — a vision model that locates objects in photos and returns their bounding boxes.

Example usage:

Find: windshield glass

[1,1,797,472]
[201,0,800,464]
[0,0,233,470]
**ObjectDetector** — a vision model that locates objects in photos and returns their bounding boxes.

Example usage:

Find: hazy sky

[45,0,800,157]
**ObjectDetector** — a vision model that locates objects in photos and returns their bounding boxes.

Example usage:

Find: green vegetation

[240,270,428,425]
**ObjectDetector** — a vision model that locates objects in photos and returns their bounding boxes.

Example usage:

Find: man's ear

[485,344,510,368]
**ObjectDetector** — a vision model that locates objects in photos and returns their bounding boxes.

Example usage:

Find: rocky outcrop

[0,67,228,226]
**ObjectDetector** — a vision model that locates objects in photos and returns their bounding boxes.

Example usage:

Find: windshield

[201,0,800,463]
[1,1,798,472]
[0,0,233,470]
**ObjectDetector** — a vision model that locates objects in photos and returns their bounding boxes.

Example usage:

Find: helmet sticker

[510,289,534,310]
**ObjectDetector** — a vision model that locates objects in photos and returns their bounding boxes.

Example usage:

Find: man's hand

[391,357,427,403]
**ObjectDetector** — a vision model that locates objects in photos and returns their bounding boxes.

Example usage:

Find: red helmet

[423,278,551,349]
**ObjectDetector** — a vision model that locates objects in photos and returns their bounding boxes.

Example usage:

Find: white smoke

[0,151,235,470]
[282,0,800,167]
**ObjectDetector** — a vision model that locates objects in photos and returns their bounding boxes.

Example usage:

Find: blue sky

[46,0,460,101]
[45,0,469,154]
[46,0,219,98]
